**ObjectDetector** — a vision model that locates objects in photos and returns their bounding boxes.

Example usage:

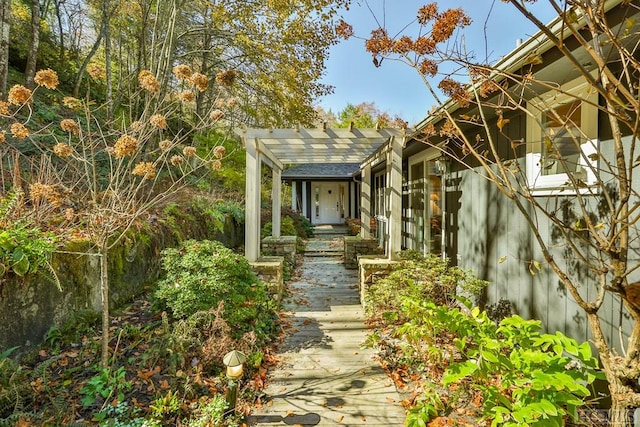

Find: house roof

[410,0,624,135]
[281,163,360,180]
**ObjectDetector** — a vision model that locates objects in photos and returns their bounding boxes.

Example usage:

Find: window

[374,172,386,217]
[408,149,444,257]
[526,76,598,195]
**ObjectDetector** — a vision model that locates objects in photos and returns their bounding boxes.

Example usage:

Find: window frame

[525,76,599,196]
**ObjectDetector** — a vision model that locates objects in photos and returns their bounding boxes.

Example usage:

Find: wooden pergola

[236,126,411,262]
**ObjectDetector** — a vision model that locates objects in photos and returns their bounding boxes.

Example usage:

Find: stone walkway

[247,226,405,426]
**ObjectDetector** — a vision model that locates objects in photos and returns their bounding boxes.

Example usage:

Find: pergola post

[361,164,372,238]
[245,138,262,262]
[272,168,282,237]
[301,181,307,218]
[291,181,297,211]
[387,136,402,260]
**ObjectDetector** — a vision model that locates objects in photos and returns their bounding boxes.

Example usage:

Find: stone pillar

[361,165,371,238]
[245,138,262,262]
[272,167,281,238]
[387,136,402,260]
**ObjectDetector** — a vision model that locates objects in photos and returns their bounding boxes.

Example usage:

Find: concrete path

[248,226,406,426]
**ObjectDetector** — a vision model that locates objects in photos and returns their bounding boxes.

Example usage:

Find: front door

[313,183,342,224]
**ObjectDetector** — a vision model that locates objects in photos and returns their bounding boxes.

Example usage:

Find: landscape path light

[223,350,247,416]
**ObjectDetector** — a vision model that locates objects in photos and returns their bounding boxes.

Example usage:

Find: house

[238,0,639,349]
[281,162,360,225]
[356,0,639,349]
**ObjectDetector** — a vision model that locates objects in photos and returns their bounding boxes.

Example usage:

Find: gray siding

[454,135,637,350]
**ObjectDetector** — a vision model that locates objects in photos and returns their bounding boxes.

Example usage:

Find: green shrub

[403,299,602,427]
[154,240,276,340]
[365,251,488,320]
[260,208,313,239]
[0,218,59,287]
[261,216,298,239]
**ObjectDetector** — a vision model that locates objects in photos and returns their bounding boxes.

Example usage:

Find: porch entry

[312,182,345,224]
[409,156,444,257]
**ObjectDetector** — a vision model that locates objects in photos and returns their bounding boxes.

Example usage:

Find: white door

[313,183,342,224]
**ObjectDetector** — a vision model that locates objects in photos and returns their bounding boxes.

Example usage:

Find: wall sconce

[435,155,450,176]
[223,350,247,416]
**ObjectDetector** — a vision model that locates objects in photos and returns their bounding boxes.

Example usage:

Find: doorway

[312,182,343,224]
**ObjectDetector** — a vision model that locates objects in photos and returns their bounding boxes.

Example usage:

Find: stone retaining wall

[0,211,244,355]
[344,236,380,269]
[358,257,396,309]
[262,236,298,266]
[250,256,285,303]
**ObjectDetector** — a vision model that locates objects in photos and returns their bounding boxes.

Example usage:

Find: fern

[0,411,37,427]
[39,259,62,291]
[0,190,23,225]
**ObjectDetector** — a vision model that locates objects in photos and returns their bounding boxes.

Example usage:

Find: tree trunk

[53,0,65,68]
[24,0,41,89]
[609,386,630,427]
[103,0,112,120]
[100,240,110,367]
[0,0,10,98]
[73,21,105,98]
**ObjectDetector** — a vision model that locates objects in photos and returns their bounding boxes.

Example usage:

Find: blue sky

[319,0,555,125]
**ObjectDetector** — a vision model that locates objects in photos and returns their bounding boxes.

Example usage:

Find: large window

[409,152,443,257]
[526,76,598,195]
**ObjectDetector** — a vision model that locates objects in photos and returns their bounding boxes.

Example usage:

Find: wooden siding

[452,134,637,351]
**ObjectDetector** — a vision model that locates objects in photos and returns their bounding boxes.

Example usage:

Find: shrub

[154,240,277,340]
[260,208,313,239]
[344,218,361,236]
[365,251,488,321]
[145,305,263,374]
[261,216,297,239]
[403,299,602,427]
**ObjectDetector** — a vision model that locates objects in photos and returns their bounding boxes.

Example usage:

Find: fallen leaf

[337,415,344,422]
[386,397,396,403]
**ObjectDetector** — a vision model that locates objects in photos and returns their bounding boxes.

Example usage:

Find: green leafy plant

[187,395,230,427]
[213,201,245,224]
[149,391,182,420]
[155,240,277,340]
[0,191,58,286]
[95,401,146,427]
[44,309,100,351]
[80,366,131,408]
[261,216,298,239]
[403,299,602,426]
[366,251,488,320]
[0,224,58,287]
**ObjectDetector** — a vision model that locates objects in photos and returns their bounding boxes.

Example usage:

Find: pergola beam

[236,126,413,262]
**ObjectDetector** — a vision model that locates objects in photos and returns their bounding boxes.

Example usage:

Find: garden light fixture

[223,350,246,416]
[223,350,246,379]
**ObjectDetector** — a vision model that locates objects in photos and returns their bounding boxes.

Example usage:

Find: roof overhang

[236,127,413,166]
